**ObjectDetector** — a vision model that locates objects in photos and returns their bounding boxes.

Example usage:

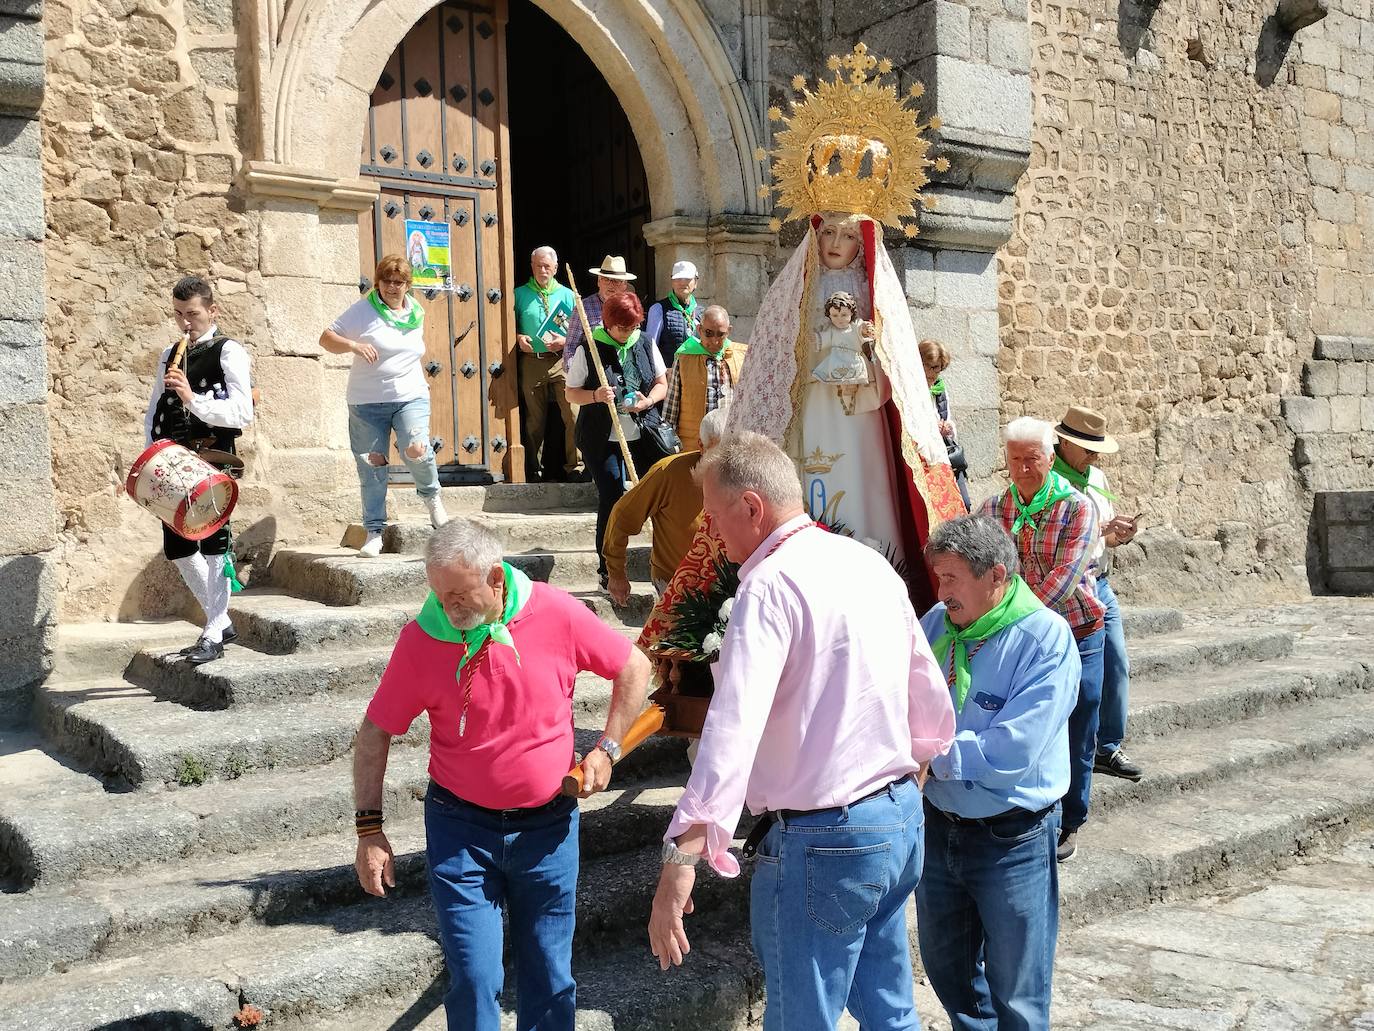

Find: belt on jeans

[427,779,568,819]
[741,774,914,859]
[924,798,1054,829]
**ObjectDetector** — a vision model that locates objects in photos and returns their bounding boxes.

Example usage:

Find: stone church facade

[0,0,1370,716]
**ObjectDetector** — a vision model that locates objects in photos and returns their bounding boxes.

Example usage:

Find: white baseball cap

[670,260,698,281]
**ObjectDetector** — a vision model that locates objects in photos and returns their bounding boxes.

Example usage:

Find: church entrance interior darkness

[507,0,655,480]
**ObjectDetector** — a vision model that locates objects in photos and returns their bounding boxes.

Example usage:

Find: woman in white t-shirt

[319,254,448,556]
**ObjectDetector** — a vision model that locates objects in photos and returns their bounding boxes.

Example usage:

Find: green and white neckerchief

[1053,453,1119,502]
[415,563,533,737]
[527,277,560,317]
[1009,470,1076,535]
[667,292,697,322]
[366,288,423,332]
[676,335,730,361]
[931,575,1045,712]
[592,325,641,361]
[929,378,947,398]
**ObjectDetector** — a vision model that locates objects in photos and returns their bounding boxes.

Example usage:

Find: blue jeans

[1063,627,1106,833]
[589,438,657,578]
[1095,577,1131,754]
[750,776,926,1031]
[424,783,579,1031]
[917,802,1060,1031]
[348,398,440,532]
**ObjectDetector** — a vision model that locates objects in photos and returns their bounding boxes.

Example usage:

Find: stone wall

[41,0,362,621]
[1,0,57,722]
[998,0,1346,598]
[1312,490,1374,594]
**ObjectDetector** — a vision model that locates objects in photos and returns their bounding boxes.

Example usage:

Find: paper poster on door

[404,219,452,291]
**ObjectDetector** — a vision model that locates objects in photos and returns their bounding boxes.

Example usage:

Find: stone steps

[262,546,652,606]
[392,481,599,515]
[225,586,655,655]
[0,739,689,891]
[12,737,1374,1030]
[349,510,639,554]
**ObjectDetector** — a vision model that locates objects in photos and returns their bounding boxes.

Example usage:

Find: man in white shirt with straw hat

[561,254,638,371]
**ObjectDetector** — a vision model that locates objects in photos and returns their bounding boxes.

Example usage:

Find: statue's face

[817,217,862,270]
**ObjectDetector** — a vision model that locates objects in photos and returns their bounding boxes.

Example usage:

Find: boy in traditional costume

[144,276,253,664]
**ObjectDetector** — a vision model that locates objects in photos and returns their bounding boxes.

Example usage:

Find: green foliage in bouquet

[657,551,741,659]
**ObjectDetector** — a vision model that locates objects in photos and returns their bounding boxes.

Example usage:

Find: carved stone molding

[235,160,380,211]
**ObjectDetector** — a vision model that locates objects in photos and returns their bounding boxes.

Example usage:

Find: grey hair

[700,304,730,325]
[531,245,557,263]
[424,517,504,572]
[697,431,802,508]
[1004,416,1056,453]
[698,404,730,449]
[925,515,1020,578]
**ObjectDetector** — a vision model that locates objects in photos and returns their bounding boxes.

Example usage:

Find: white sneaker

[358,531,384,557]
[425,495,449,529]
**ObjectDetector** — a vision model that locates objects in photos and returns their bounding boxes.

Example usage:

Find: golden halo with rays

[759,42,948,238]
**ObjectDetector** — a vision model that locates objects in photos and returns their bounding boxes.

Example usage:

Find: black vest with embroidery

[655,295,698,368]
[150,335,240,451]
[573,334,662,460]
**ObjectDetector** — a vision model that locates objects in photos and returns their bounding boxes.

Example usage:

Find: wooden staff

[566,264,639,487]
[562,704,666,796]
[168,330,191,375]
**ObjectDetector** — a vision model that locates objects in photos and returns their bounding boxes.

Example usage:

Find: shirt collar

[739,512,812,581]
[195,325,219,344]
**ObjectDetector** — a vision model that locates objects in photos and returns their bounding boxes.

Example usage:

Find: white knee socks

[173,553,231,643]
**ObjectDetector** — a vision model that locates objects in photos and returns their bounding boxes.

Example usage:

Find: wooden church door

[358,0,522,484]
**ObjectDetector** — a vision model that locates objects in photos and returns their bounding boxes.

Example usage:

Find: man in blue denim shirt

[917,515,1080,1031]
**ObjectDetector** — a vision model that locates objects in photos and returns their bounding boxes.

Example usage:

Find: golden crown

[802,446,844,474]
[758,43,949,238]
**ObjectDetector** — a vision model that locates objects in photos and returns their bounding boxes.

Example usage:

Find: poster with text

[404,219,452,291]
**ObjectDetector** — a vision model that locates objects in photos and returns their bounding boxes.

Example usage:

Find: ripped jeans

[348,398,441,532]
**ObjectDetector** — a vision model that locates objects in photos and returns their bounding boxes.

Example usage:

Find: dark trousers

[1063,627,1106,833]
[162,522,229,561]
[590,437,657,578]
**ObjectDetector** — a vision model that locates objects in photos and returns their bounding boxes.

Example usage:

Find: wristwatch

[661,840,703,866]
[592,734,622,763]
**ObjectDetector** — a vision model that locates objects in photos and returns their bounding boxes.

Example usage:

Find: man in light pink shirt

[647,432,955,1030]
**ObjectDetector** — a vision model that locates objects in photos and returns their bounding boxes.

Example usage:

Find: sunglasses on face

[380,278,411,288]
[701,328,728,338]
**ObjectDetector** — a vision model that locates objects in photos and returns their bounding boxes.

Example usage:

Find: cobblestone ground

[893,831,1374,1031]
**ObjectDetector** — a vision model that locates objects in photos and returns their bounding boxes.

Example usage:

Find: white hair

[425,518,503,572]
[1004,416,1055,454]
[531,245,557,264]
[698,404,730,449]
[698,431,802,508]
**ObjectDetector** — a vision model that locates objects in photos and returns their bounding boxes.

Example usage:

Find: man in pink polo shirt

[353,518,650,1031]
[647,432,955,1030]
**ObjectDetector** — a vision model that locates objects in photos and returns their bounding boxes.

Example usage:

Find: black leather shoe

[184,638,224,665]
[1095,748,1144,782]
[179,626,235,655]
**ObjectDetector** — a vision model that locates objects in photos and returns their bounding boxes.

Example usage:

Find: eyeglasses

[379,278,411,288]
[701,328,728,338]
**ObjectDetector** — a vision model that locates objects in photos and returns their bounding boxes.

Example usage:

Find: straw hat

[588,255,637,281]
[1054,405,1119,454]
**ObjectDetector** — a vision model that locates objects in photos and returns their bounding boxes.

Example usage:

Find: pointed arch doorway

[355,0,654,485]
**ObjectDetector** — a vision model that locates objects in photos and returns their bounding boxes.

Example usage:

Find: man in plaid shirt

[978,415,1104,864]
[661,305,745,452]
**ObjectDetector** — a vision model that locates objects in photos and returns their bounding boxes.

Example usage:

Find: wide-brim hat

[1054,405,1118,454]
[589,255,637,281]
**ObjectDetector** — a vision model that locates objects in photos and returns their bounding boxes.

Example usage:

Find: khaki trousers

[519,351,581,474]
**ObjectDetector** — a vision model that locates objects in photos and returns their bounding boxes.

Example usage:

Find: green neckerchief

[676,334,730,361]
[527,276,561,301]
[1009,470,1076,535]
[929,378,947,397]
[667,292,697,321]
[366,288,423,332]
[1053,452,1119,502]
[932,575,1045,712]
[592,325,641,360]
[415,562,533,675]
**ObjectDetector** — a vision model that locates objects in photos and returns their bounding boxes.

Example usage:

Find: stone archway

[241,0,772,297]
